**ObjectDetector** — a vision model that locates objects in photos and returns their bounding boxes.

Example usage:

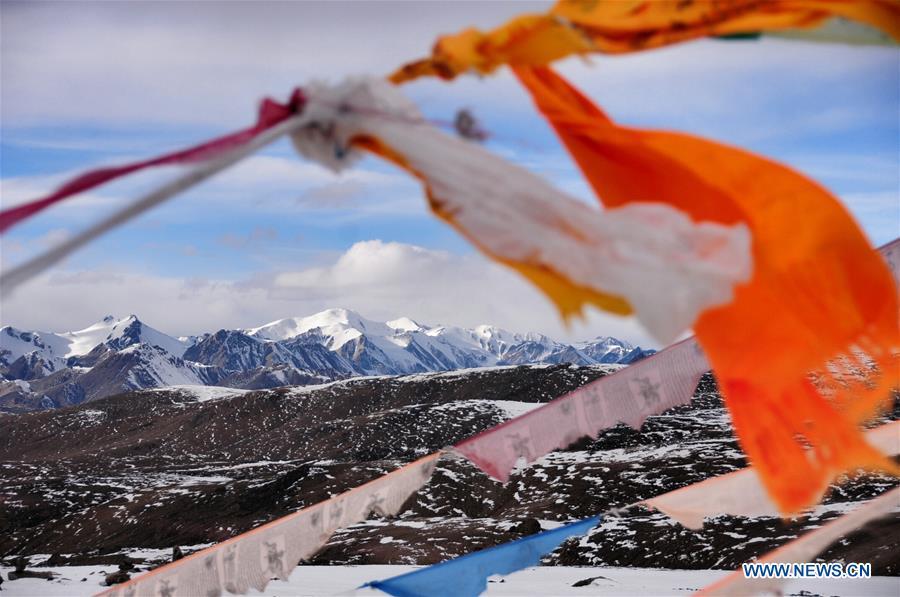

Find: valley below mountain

[1,363,897,587]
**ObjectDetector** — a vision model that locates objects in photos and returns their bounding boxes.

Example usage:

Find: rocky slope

[0,311,653,411]
[1,364,896,578]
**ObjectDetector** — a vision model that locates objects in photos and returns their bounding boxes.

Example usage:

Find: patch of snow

[123,347,205,387]
[207,460,298,471]
[430,398,544,420]
[149,385,249,403]
[385,317,422,332]
[176,475,232,487]
[61,315,187,358]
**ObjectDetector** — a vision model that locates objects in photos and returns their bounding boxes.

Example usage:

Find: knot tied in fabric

[287,78,753,345]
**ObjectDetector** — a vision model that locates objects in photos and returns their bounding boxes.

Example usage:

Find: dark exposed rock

[7,556,55,581]
[104,570,130,586]
[572,575,611,587]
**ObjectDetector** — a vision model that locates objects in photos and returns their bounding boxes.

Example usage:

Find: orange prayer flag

[390,1,900,84]
[512,64,900,514]
[390,14,590,84]
[552,0,900,53]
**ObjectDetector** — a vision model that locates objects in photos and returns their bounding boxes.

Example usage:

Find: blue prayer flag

[364,515,602,597]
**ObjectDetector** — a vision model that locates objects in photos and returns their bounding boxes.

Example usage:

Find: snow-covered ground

[149,384,250,403]
[2,565,897,596]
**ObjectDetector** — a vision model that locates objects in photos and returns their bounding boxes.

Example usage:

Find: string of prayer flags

[0,6,893,595]
[512,64,900,515]
[453,234,900,487]
[389,13,592,84]
[455,238,897,486]
[362,479,900,597]
[390,1,900,84]
[458,234,893,486]
[97,454,439,597]
[290,78,752,344]
[92,238,897,596]
[698,486,900,596]
[93,332,704,597]
[364,516,602,597]
[365,420,900,597]
[453,336,709,482]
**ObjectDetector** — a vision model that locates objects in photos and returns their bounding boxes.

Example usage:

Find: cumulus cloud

[0,239,658,347]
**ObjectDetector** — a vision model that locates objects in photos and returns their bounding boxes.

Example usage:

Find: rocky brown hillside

[0,364,897,578]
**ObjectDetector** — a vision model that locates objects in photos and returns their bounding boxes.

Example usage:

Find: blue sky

[1,1,897,346]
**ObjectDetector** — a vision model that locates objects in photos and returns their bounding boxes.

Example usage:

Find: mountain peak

[307,307,366,327]
[248,308,376,343]
[62,314,185,358]
[386,317,422,332]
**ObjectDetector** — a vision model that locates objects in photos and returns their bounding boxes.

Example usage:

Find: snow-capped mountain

[1,315,187,376]
[0,309,654,411]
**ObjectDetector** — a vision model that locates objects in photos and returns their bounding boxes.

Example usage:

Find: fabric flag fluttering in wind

[97,454,440,597]
[453,336,709,482]
[0,91,307,234]
[454,240,899,486]
[365,420,900,597]
[91,236,898,596]
[511,64,900,515]
[365,516,602,597]
[551,0,900,53]
[390,0,900,83]
[289,78,752,344]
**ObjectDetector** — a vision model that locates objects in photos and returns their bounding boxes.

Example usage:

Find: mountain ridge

[0,308,654,412]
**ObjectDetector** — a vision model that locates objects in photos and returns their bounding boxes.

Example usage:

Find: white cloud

[0,239,658,347]
[274,240,453,288]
